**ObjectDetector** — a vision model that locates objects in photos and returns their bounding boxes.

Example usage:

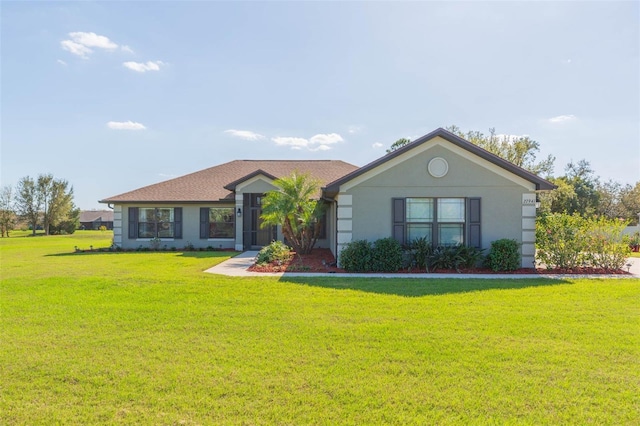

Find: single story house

[79,210,114,230]
[100,128,555,267]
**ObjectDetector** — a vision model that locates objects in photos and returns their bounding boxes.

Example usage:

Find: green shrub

[583,217,630,270]
[536,213,631,270]
[409,237,432,271]
[99,225,107,231]
[536,213,587,269]
[430,245,466,271]
[485,239,521,271]
[339,240,372,272]
[371,237,403,272]
[457,245,485,269]
[256,241,293,265]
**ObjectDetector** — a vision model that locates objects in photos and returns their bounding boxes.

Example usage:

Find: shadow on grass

[46,251,237,259]
[279,276,572,297]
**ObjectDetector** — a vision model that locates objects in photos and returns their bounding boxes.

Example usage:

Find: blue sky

[2,1,638,210]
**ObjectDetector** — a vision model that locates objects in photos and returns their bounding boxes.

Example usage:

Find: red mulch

[248,249,631,275]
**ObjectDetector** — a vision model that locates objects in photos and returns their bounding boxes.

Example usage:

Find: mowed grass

[1,232,639,424]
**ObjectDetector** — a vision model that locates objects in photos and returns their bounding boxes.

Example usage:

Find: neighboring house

[100,128,555,267]
[79,210,114,230]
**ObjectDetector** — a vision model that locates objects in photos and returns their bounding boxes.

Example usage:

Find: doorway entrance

[243,193,276,249]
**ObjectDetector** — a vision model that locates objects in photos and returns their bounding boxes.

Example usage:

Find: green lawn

[2,231,639,424]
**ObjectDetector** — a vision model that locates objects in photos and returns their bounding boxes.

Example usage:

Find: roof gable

[324,128,556,195]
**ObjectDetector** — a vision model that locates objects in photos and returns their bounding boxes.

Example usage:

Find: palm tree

[260,171,325,254]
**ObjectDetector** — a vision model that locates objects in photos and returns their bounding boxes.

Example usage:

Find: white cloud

[107,121,146,130]
[348,125,363,134]
[123,60,164,73]
[224,129,265,141]
[69,31,118,50]
[61,40,92,58]
[56,59,67,66]
[372,142,384,149]
[272,136,309,148]
[121,45,134,54]
[271,133,344,151]
[549,114,577,123]
[309,133,343,146]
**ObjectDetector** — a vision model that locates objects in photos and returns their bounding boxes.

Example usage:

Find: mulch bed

[248,248,631,275]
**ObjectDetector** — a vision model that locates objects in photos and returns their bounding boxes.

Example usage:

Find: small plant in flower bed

[485,239,520,272]
[255,240,293,266]
[430,245,484,272]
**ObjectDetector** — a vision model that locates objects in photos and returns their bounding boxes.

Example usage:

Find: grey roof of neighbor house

[99,160,360,203]
[80,210,114,222]
[324,127,557,195]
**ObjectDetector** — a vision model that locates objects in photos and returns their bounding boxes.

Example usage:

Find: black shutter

[200,207,209,239]
[392,198,406,245]
[468,198,481,248]
[128,207,139,239]
[174,208,182,239]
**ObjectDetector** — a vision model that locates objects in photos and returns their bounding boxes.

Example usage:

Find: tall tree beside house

[260,172,325,255]
[0,185,16,237]
[15,176,42,235]
[15,174,78,235]
[445,125,556,177]
[619,182,640,224]
[38,174,77,235]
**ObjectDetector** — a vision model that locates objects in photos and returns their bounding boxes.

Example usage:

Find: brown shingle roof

[99,160,359,203]
[80,210,114,222]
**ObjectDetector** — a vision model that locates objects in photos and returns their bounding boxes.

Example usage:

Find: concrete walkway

[205,251,640,279]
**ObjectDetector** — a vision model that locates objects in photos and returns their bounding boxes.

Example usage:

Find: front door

[244,193,275,249]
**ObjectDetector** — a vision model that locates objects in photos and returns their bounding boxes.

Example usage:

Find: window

[128,207,182,239]
[393,198,480,247]
[208,208,235,238]
[200,207,235,239]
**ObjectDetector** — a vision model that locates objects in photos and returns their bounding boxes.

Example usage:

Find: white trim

[336,193,352,206]
[207,238,234,242]
[340,137,536,192]
[337,232,353,244]
[337,219,352,231]
[136,238,175,242]
[337,207,352,219]
[428,157,449,178]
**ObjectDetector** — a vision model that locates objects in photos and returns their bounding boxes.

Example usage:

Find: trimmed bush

[339,240,373,272]
[485,239,521,271]
[256,241,293,265]
[371,237,403,272]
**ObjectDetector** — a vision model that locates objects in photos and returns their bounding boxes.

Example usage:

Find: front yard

[1,231,639,424]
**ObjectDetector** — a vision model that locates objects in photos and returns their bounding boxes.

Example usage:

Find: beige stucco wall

[337,141,538,267]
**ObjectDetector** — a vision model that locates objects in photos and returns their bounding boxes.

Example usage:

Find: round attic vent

[428,157,449,178]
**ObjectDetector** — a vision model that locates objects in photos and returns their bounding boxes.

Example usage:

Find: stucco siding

[117,203,236,250]
[237,178,278,194]
[342,144,536,267]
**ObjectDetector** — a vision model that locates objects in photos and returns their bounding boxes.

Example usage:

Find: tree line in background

[389,126,640,224]
[0,174,79,237]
